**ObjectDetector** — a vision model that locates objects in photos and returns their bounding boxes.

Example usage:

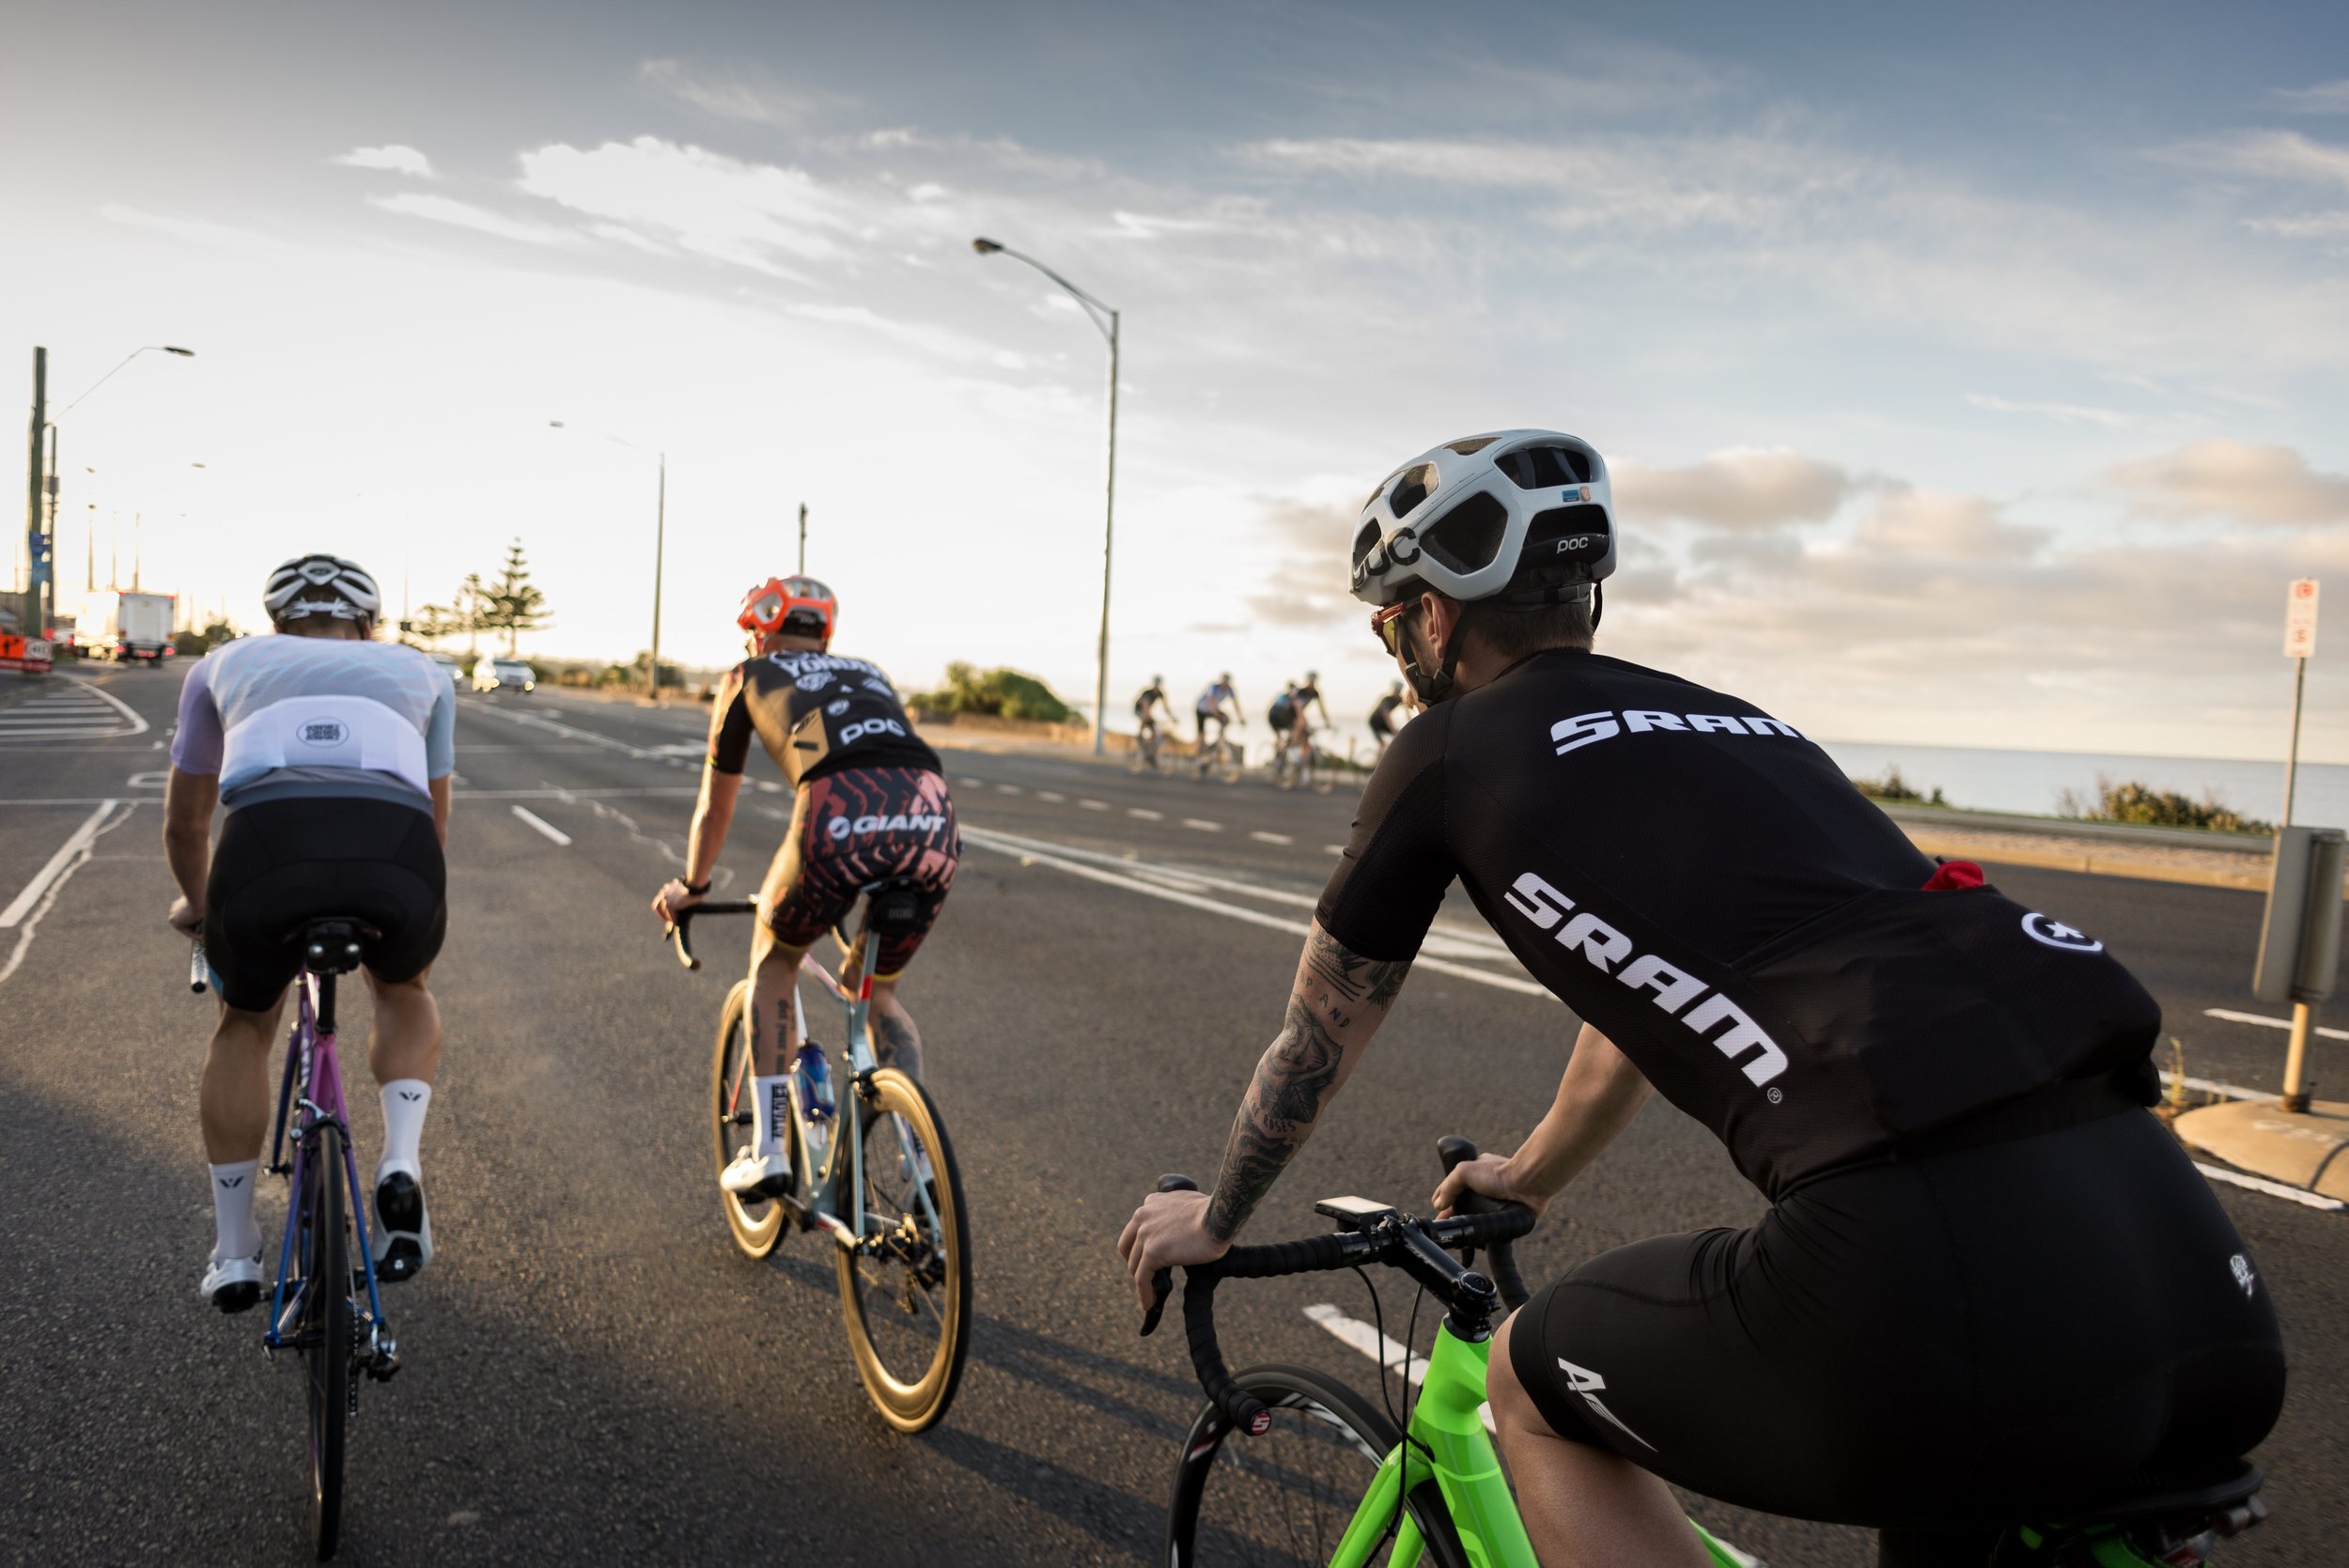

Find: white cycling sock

[379,1079,432,1174]
[210,1159,262,1260]
[751,1074,791,1158]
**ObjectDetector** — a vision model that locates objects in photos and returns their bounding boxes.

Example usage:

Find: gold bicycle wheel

[833,1067,972,1432]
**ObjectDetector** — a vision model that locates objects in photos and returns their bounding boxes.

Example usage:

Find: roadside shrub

[910,661,1073,722]
[1852,766,1947,807]
[2059,776,2271,835]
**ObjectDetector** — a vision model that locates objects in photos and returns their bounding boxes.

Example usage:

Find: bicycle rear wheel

[834,1068,971,1432]
[1166,1363,1470,1568]
[711,981,794,1258]
[302,1124,352,1561]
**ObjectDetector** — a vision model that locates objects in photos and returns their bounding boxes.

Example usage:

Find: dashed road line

[1326,844,1346,855]
[1,800,120,927]
[1250,830,1292,846]
[1128,808,1163,821]
[2206,1006,2349,1044]
[1036,791,1066,803]
[996,784,1023,795]
[2160,1070,2278,1104]
[1079,799,1109,811]
[958,777,986,788]
[511,805,573,846]
[1181,817,1221,832]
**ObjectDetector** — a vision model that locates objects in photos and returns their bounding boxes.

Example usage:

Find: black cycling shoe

[372,1163,432,1282]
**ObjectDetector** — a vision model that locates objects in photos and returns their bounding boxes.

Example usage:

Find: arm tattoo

[874,1013,924,1081]
[1206,928,1411,1243]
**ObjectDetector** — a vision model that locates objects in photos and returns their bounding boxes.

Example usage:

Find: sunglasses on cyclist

[744,593,786,628]
[1371,600,1416,658]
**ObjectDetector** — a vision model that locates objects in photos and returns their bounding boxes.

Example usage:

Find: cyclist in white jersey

[164,555,456,1312]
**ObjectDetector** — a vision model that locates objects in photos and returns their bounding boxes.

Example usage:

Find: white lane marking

[996,784,1023,795]
[1079,799,1109,811]
[963,827,1547,997]
[2193,1162,2346,1212]
[510,805,573,846]
[0,801,134,986]
[1,800,120,927]
[1036,791,1066,803]
[754,804,788,821]
[756,780,784,793]
[2159,1070,2278,1104]
[1326,844,1346,855]
[958,777,986,788]
[1181,817,1222,832]
[2205,1007,2349,1044]
[464,701,654,759]
[1250,830,1292,846]
[1128,808,1163,821]
[56,675,150,737]
[126,771,168,788]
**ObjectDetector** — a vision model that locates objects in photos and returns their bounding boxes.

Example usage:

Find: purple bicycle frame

[263,969,391,1349]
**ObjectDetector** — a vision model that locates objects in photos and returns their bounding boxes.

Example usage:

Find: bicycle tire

[303,1123,351,1561]
[710,981,793,1258]
[1166,1362,1471,1568]
[834,1068,971,1432]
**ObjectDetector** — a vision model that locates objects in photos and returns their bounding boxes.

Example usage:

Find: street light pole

[972,237,1119,755]
[21,349,43,640]
[550,420,668,702]
[33,345,194,644]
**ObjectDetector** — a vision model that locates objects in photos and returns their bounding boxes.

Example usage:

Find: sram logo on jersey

[1550,709,1803,756]
[827,813,946,840]
[1502,872,1790,1087]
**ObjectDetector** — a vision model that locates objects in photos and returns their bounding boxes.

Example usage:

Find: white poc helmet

[1348,429,1615,608]
[264,553,381,628]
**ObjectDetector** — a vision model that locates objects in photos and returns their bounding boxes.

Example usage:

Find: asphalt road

[2,667,2343,1566]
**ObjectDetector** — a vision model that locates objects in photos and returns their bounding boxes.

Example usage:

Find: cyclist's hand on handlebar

[167,894,204,939]
[1432,1152,1546,1219]
[1117,1188,1229,1311]
[650,878,704,924]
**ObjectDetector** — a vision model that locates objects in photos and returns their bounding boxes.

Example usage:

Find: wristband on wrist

[683,877,712,895]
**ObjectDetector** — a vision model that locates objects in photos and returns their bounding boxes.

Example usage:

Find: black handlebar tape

[1183,1271,1272,1436]
[1214,1233,1361,1279]
[1137,1173,1200,1337]
[668,915,701,970]
[1485,1242,1531,1312]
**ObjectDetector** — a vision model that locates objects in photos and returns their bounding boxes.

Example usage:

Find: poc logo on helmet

[297,720,350,746]
[2021,912,2103,953]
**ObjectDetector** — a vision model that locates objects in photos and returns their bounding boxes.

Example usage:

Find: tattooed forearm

[1300,926,1412,1020]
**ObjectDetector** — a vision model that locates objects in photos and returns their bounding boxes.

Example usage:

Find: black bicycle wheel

[1166,1363,1470,1568]
[303,1123,351,1561]
[834,1068,971,1432]
[711,982,792,1258]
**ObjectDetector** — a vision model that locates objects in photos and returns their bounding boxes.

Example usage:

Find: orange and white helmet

[738,576,837,644]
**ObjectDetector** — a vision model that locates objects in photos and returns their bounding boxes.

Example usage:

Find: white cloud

[336,144,434,178]
[516,137,880,276]
[2161,130,2349,192]
[2107,441,2349,526]
[637,59,851,128]
[1966,392,2130,427]
[370,193,572,247]
[2274,80,2349,115]
[1615,447,1857,529]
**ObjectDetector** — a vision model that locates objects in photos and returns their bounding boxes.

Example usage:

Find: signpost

[2282,578,2319,826]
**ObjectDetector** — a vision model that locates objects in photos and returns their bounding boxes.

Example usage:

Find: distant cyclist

[1132,675,1174,767]
[650,577,958,1199]
[1122,430,2282,1566]
[165,554,453,1312]
[1193,673,1241,775]
[1367,679,1407,759]
[1268,673,1330,788]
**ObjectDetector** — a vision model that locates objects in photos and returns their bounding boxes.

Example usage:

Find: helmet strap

[1400,598,1476,706]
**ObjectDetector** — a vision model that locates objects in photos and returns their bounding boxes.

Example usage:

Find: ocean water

[1815,740,2349,831]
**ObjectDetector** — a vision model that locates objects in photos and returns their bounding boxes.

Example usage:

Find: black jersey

[1369,693,1405,731]
[1133,684,1168,718]
[707,649,941,788]
[1316,649,2160,1198]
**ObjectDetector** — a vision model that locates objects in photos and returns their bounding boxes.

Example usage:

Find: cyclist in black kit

[1367,679,1407,759]
[1121,430,2283,1567]
[651,576,957,1199]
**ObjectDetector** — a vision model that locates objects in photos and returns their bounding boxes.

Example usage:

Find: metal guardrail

[1878,803,2276,856]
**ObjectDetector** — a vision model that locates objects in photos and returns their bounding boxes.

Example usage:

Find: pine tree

[476,540,552,657]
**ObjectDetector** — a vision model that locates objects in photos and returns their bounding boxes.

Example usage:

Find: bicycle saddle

[861,877,926,936]
[2056,1459,2264,1531]
[297,918,381,975]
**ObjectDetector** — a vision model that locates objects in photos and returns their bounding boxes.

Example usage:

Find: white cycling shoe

[372,1159,432,1282]
[202,1250,265,1314]
[720,1148,793,1199]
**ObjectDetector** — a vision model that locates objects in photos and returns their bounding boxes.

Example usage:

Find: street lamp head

[548,420,566,428]
[163,346,195,357]
[971,238,1003,255]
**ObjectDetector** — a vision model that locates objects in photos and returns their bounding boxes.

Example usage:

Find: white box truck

[86,591,177,664]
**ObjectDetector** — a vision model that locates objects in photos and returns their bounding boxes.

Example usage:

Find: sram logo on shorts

[296,720,350,746]
[1550,709,1802,756]
[840,717,908,744]
[827,812,946,840]
[1503,871,1789,1087]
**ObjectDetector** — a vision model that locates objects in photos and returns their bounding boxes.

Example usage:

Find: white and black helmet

[263,553,381,627]
[1348,429,1614,608]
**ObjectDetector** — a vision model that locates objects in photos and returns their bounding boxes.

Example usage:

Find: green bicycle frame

[1323,1320,1747,1568]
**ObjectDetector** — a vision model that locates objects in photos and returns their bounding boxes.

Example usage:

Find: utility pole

[648,453,666,700]
[2282,579,2319,827]
[797,502,807,575]
[23,348,46,640]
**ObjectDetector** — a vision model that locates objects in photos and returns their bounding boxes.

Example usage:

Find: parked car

[428,653,463,686]
[472,657,537,693]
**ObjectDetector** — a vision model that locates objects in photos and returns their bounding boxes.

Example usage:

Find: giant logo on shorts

[297,720,350,746]
[827,812,946,840]
[2020,912,2103,953]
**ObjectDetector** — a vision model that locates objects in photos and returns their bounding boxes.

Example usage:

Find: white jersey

[173,635,455,812]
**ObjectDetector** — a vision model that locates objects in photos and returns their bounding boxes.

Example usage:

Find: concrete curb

[2173,1099,2349,1202]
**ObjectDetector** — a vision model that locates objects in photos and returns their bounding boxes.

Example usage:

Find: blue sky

[7,0,2348,761]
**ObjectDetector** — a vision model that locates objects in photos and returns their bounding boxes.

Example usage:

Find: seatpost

[316,970,337,1036]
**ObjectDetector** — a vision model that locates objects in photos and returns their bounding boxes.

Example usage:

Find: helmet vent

[1387,463,1441,519]
[1419,490,1510,575]
[1495,444,1593,489]
[1352,520,1384,567]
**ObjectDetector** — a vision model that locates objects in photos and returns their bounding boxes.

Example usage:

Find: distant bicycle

[1268,728,1329,793]
[191,924,402,1561]
[666,881,972,1432]
[1195,735,1245,784]
[1132,717,1169,774]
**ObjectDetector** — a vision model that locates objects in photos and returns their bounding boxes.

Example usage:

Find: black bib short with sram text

[707,650,958,975]
[1316,648,2284,1529]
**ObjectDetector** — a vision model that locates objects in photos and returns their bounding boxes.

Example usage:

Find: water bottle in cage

[796,1042,835,1172]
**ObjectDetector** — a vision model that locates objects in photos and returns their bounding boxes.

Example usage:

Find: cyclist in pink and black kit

[650,576,957,1199]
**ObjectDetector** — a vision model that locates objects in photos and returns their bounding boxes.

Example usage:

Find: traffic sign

[2284,578,2320,660]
